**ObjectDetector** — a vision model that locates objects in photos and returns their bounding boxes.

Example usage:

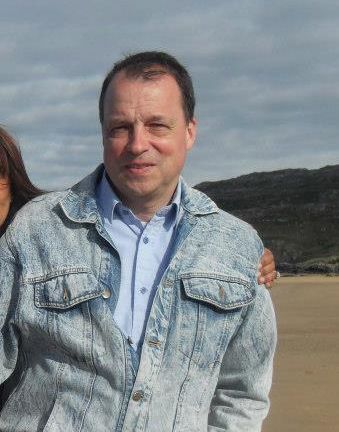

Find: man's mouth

[124,162,155,174]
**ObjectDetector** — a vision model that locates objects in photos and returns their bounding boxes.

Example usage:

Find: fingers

[261,270,280,289]
[257,248,278,289]
[261,248,274,267]
[260,260,275,277]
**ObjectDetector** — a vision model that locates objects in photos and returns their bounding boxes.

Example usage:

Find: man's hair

[99,51,195,124]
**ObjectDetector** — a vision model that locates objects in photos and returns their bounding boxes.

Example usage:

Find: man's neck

[119,188,178,222]
[104,173,178,222]
[123,198,172,222]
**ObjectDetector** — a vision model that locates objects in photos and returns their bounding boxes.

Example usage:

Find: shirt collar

[96,172,121,222]
[59,164,218,225]
[96,171,182,224]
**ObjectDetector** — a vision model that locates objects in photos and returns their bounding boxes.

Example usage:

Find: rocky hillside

[195,165,339,274]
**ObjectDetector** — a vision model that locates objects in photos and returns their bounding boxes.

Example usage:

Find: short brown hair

[99,51,195,124]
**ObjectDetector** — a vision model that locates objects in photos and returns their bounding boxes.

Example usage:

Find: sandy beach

[263,276,339,432]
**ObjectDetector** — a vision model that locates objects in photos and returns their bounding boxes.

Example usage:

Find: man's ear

[101,123,104,144]
[186,117,197,151]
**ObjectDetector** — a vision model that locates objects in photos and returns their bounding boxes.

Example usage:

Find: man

[0,52,276,431]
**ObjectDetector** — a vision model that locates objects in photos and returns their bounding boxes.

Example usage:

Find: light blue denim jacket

[0,165,276,432]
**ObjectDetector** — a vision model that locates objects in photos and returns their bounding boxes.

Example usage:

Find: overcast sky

[1,0,338,189]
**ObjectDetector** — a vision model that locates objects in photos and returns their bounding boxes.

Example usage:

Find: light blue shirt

[96,173,182,350]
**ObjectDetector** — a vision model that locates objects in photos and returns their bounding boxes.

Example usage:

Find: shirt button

[140,287,148,294]
[102,289,111,299]
[143,236,149,244]
[132,390,144,402]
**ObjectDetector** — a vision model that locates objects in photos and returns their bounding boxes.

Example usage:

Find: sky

[1,0,339,189]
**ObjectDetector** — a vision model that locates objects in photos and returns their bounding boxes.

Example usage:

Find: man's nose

[127,126,149,155]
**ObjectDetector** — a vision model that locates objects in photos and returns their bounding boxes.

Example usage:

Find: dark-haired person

[0,176,11,235]
[0,126,43,237]
[0,53,276,431]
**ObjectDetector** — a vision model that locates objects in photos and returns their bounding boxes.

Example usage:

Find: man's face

[101,71,196,208]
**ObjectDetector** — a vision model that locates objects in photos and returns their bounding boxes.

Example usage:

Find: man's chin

[117,179,157,200]
[124,164,155,177]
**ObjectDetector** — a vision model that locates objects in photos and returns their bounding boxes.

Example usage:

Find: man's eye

[149,123,168,133]
[109,126,128,136]
[151,123,166,128]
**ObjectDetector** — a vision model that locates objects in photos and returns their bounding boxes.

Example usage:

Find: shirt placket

[131,218,163,349]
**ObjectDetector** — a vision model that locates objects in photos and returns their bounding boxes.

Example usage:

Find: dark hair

[0,126,43,231]
[99,51,195,124]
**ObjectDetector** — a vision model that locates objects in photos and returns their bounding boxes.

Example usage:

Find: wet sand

[263,276,339,432]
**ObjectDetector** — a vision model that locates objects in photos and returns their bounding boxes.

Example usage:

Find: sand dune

[263,276,339,432]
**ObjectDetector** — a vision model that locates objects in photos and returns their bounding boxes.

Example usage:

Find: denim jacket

[0,165,276,432]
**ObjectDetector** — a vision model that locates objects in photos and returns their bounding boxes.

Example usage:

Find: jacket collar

[59,165,103,224]
[59,164,219,223]
[180,178,219,216]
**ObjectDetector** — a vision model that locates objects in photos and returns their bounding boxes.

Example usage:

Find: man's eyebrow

[146,115,172,123]
[106,114,173,125]
[107,116,130,125]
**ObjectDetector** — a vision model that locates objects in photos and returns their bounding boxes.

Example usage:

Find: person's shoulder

[214,207,258,237]
[189,186,258,237]
[18,190,68,216]
[1,190,69,255]
[186,186,263,257]
[7,189,69,234]
[213,208,263,252]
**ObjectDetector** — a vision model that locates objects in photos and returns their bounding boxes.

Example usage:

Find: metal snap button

[102,289,111,299]
[218,284,225,301]
[148,338,161,348]
[132,390,144,402]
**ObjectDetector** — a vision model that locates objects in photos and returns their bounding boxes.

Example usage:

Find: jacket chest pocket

[32,268,108,361]
[176,273,255,368]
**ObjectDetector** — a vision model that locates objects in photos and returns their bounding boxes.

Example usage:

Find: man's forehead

[102,69,187,123]
[104,72,183,111]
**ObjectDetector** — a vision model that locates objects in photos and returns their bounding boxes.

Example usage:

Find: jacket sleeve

[208,286,277,431]
[0,230,20,390]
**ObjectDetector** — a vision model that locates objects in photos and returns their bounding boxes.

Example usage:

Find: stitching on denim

[35,290,103,309]
[180,277,254,309]
[116,333,129,432]
[179,273,251,287]
[78,302,97,432]
[173,300,200,429]
[26,267,90,283]
[184,292,253,309]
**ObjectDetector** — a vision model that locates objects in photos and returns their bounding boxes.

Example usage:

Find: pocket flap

[181,273,255,310]
[33,268,102,309]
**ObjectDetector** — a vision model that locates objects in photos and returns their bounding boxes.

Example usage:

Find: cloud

[1,0,339,189]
